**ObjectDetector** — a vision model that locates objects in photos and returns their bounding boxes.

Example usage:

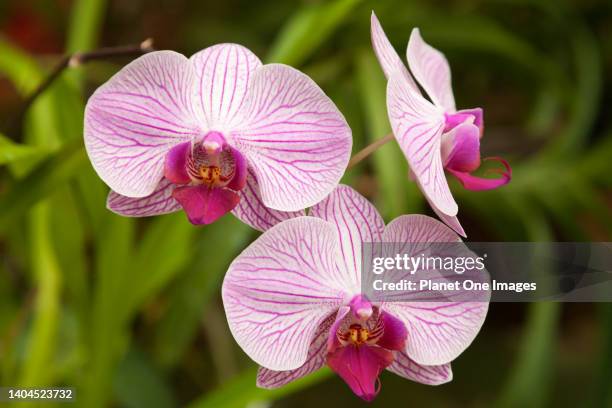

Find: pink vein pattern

[386,72,457,216]
[107,178,180,216]
[380,215,489,366]
[407,29,456,112]
[190,43,263,131]
[257,313,335,388]
[387,351,452,385]
[232,168,304,231]
[231,64,352,211]
[310,185,385,294]
[84,51,202,198]
[370,12,418,91]
[222,217,346,370]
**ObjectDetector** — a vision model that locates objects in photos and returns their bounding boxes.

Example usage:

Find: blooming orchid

[222,185,489,401]
[371,13,511,236]
[84,44,352,229]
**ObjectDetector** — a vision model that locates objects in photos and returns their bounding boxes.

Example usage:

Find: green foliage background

[0,0,611,406]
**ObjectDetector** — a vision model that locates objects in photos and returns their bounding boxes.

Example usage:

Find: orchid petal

[376,311,407,351]
[84,51,201,197]
[448,157,512,191]
[172,185,239,225]
[107,178,180,217]
[231,169,304,232]
[222,217,347,370]
[231,64,352,211]
[387,352,452,385]
[443,122,481,173]
[381,215,489,365]
[456,107,484,135]
[430,205,466,238]
[226,147,248,191]
[190,43,262,130]
[257,313,335,388]
[327,306,351,353]
[164,141,191,184]
[370,12,418,91]
[386,72,457,216]
[407,28,456,112]
[310,185,385,294]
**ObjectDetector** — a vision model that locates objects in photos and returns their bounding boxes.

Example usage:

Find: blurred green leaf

[550,23,601,157]
[83,216,135,408]
[0,136,49,166]
[114,348,178,408]
[18,204,62,389]
[0,144,87,232]
[154,217,252,368]
[188,366,332,408]
[266,0,363,65]
[123,213,195,317]
[496,201,559,408]
[67,0,107,53]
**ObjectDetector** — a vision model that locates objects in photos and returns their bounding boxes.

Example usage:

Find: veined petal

[407,28,456,112]
[386,72,457,216]
[370,12,418,91]
[381,215,489,365]
[231,168,304,232]
[327,306,351,353]
[222,217,347,370]
[190,43,262,131]
[84,51,202,197]
[231,64,352,212]
[430,205,466,238]
[107,178,180,217]
[310,185,385,294]
[257,313,335,388]
[387,352,452,385]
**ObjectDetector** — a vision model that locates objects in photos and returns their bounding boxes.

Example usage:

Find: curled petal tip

[483,156,512,178]
[448,156,511,191]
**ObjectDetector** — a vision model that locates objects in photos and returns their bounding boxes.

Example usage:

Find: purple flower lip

[161,132,247,225]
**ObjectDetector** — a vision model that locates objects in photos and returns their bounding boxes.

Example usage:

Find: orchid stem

[9,39,155,136]
[347,133,394,169]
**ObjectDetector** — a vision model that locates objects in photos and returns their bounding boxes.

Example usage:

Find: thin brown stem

[347,133,394,169]
[7,39,155,135]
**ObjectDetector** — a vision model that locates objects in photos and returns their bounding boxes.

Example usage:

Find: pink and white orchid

[371,13,511,236]
[222,185,489,401]
[84,44,352,229]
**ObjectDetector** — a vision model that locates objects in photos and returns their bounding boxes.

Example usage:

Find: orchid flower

[223,185,489,401]
[84,44,352,230]
[371,13,511,236]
